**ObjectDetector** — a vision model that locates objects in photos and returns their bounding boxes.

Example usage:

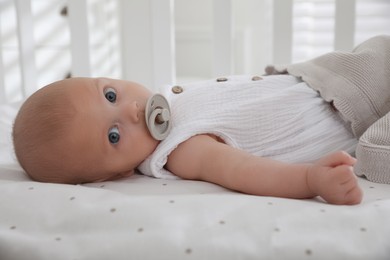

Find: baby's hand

[307,151,363,205]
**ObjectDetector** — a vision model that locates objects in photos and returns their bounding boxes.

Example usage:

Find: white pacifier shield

[145,94,172,140]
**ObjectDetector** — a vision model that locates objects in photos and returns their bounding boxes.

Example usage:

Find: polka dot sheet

[1,102,390,260]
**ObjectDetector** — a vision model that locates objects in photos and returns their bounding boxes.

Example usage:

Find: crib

[1,0,390,259]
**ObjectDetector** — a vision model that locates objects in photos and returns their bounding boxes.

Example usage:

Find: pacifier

[145,94,172,140]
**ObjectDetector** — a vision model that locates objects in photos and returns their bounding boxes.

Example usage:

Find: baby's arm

[166,134,362,205]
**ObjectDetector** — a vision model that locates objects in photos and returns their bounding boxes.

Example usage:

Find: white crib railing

[15,0,37,98]
[120,0,176,91]
[0,0,385,103]
[334,0,356,51]
[68,0,91,77]
[0,24,4,104]
[213,0,234,77]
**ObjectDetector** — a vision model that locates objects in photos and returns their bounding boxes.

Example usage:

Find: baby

[12,75,362,205]
[14,35,390,206]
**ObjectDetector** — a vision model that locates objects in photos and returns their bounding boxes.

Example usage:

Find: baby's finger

[317,151,356,167]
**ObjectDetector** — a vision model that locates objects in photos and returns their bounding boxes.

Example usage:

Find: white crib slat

[273,0,293,64]
[120,0,174,90]
[15,0,37,97]
[213,0,233,77]
[334,0,356,51]
[151,0,176,88]
[68,0,91,77]
[120,0,153,88]
[0,14,5,103]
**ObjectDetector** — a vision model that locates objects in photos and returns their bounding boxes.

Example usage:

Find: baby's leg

[355,112,390,184]
[307,151,363,205]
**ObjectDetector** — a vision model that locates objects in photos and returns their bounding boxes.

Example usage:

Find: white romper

[138,75,357,179]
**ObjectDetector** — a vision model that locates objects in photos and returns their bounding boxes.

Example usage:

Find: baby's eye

[104,87,117,103]
[108,126,120,144]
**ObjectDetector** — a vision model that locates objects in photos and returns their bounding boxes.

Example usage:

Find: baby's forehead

[66,116,104,161]
[57,77,108,148]
[67,98,104,148]
[59,77,97,90]
[61,78,98,104]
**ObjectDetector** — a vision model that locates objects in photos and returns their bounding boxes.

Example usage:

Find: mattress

[1,101,390,260]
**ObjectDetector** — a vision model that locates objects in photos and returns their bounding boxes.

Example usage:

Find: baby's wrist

[306,163,319,197]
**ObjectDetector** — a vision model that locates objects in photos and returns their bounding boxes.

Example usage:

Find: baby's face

[62,77,159,182]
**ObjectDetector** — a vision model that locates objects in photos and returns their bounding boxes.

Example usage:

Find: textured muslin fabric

[266,35,390,183]
[139,75,357,179]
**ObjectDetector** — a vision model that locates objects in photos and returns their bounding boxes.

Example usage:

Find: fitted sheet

[1,102,390,260]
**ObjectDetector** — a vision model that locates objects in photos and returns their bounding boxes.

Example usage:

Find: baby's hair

[13,80,80,183]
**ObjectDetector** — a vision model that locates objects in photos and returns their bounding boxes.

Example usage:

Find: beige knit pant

[355,112,390,184]
[266,35,390,184]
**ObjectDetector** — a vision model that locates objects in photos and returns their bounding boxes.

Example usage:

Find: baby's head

[13,77,158,184]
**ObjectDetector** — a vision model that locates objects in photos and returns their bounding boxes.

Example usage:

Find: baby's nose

[123,101,140,123]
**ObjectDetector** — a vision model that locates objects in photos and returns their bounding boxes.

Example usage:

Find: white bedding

[1,102,390,260]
